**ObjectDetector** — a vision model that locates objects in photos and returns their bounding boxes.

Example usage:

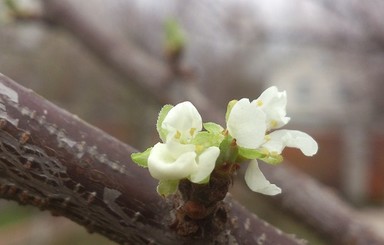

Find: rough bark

[0,74,306,244]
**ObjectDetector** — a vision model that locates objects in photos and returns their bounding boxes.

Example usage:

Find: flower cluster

[131,86,318,196]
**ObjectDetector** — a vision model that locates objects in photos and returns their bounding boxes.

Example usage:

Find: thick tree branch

[0,74,305,244]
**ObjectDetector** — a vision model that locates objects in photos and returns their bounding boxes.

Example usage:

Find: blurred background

[0,0,384,244]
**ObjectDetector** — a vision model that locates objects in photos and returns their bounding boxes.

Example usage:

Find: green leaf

[260,152,284,165]
[156,104,173,142]
[192,131,211,148]
[130,147,152,168]
[157,180,179,196]
[225,100,238,122]
[203,122,224,134]
[192,131,224,153]
[238,147,283,164]
[238,147,268,160]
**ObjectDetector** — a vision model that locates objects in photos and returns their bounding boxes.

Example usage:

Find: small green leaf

[131,147,152,168]
[203,122,224,134]
[192,131,224,153]
[260,152,283,165]
[192,131,211,148]
[157,180,179,196]
[238,147,267,160]
[156,104,173,142]
[225,100,238,122]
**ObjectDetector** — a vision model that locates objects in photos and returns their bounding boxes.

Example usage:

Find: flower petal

[148,142,197,180]
[162,101,202,142]
[244,160,281,195]
[227,98,267,149]
[166,139,195,159]
[190,146,220,183]
[263,130,318,156]
[255,86,290,129]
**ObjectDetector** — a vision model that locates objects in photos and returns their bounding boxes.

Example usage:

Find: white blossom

[148,141,197,180]
[255,86,290,130]
[226,86,290,149]
[162,101,202,143]
[226,87,318,195]
[148,101,220,184]
[148,140,219,183]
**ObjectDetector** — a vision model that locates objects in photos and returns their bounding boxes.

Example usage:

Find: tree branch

[0,74,305,244]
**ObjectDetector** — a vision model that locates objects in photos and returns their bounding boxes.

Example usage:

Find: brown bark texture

[0,74,305,244]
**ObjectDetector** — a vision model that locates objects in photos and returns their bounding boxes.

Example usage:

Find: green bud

[164,19,186,54]
[217,135,238,164]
